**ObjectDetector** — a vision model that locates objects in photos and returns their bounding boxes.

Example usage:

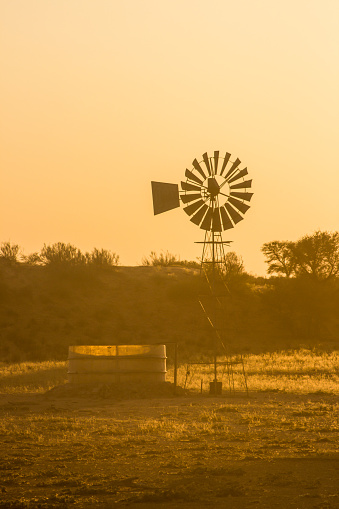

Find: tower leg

[199,230,249,396]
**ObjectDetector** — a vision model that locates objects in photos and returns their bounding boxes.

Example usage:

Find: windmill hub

[207,177,220,198]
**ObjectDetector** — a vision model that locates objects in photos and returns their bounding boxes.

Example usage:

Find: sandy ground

[0,387,338,508]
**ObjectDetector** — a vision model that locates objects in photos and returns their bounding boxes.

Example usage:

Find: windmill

[151,150,253,394]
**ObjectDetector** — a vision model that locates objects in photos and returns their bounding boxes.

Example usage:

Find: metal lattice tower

[198,231,248,395]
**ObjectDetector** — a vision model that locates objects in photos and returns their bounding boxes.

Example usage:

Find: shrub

[175,259,200,269]
[142,251,199,268]
[223,251,245,280]
[142,251,178,266]
[22,252,43,265]
[40,242,86,266]
[87,248,119,268]
[0,241,20,263]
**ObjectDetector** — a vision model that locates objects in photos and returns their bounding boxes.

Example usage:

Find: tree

[223,251,245,280]
[293,230,339,280]
[262,231,339,280]
[40,242,85,265]
[0,241,20,263]
[261,241,296,277]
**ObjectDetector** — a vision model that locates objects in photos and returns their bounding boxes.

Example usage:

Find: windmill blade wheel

[178,151,253,232]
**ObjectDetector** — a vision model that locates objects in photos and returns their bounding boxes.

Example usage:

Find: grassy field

[0,350,338,508]
[173,349,339,395]
[1,349,338,395]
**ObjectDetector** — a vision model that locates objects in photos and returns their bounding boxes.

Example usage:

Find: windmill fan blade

[212,208,222,232]
[230,191,253,202]
[228,196,250,214]
[230,179,252,190]
[214,151,219,174]
[220,206,234,230]
[180,193,201,204]
[227,167,248,183]
[225,202,243,224]
[192,159,207,180]
[185,169,203,185]
[183,199,205,216]
[190,204,208,226]
[202,152,212,176]
[224,158,241,180]
[200,208,213,230]
[152,150,253,238]
[220,152,231,176]
[181,181,201,192]
[151,181,180,215]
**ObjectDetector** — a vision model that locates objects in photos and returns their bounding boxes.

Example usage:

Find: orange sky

[1,0,338,275]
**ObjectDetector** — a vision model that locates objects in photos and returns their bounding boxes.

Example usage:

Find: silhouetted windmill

[151,151,253,394]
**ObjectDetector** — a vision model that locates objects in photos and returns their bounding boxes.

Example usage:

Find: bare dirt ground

[0,386,338,508]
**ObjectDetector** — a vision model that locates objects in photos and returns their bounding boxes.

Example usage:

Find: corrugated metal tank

[67,345,166,384]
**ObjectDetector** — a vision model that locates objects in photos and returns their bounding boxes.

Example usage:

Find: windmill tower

[151,151,253,394]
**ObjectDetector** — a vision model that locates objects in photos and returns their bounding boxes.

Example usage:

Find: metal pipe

[174,342,178,395]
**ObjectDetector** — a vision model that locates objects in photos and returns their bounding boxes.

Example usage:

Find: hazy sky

[1,0,338,275]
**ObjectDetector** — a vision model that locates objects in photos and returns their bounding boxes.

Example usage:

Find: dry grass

[168,349,339,395]
[0,360,67,394]
[0,351,339,508]
[0,395,338,507]
[1,349,338,396]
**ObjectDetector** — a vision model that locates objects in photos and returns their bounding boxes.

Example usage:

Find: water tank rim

[68,355,167,360]
[67,370,167,374]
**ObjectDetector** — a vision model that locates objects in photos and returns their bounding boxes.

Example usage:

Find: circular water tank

[67,344,166,384]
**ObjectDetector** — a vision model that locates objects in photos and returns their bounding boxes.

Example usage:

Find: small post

[174,343,178,395]
[214,352,217,388]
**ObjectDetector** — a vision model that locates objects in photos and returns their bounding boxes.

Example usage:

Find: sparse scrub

[22,252,43,265]
[0,241,20,263]
[40,242,86,266]
[0,244,338,362]
[142,250,180,266]
[142,250,199,268]
[87,248,119,267]
[222,251,246,282]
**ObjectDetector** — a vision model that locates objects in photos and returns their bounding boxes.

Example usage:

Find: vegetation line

[0,231,338,364]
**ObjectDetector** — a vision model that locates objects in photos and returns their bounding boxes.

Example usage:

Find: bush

[0,241,20,263]
[87,248,119,268]
[142,251,178,266]
[40,242,86,266]
[142,250,199,268]
[22,252,43,265]
[223,251,245,281]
